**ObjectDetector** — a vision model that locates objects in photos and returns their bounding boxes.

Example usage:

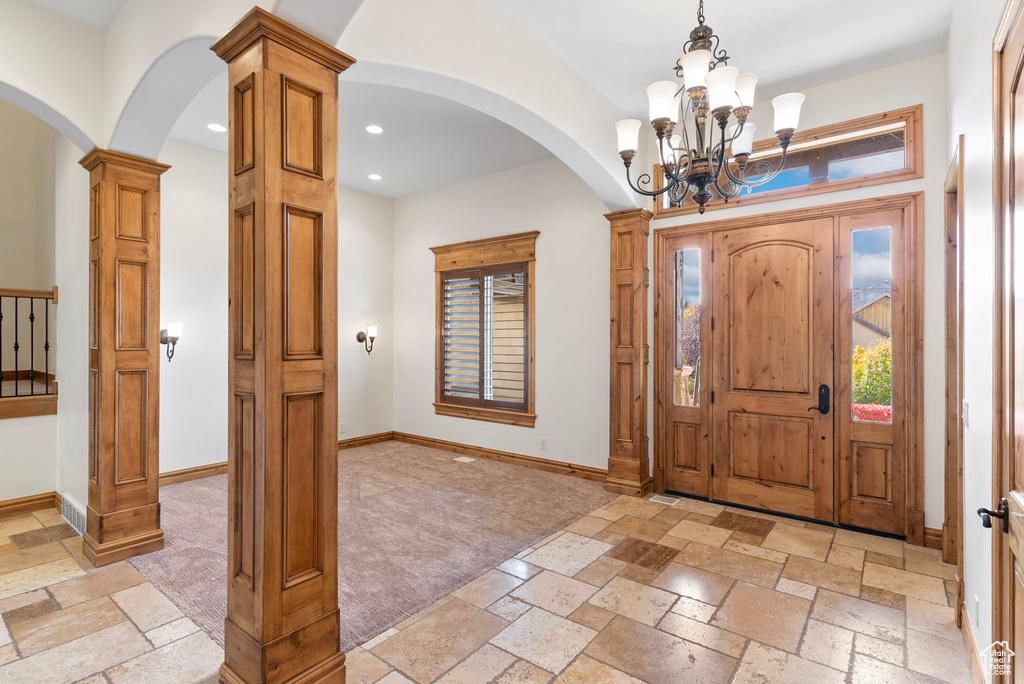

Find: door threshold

[663,490,907,541]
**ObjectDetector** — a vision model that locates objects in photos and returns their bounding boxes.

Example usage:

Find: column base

[605,476,654,497]
[219,651,345,684]
[83,503,164,566]
[83,528,164,566]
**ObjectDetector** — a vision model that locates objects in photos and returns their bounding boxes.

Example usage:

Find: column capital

[211,7,356,74]
[79,148,171,175]
[604,208,653,224]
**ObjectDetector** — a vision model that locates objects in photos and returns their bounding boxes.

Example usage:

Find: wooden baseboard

[959,602,986,684]
[0,394,57,419]
[0,491,61,518]
[391,432,607,483]
[338,431,395,450]
[924,526,943,550]
[159,462,229,487]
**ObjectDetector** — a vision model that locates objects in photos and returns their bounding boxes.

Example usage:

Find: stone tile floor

[0,494,971,683]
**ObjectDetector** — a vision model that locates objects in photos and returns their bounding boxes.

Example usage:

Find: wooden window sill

[433,402,536,427]
[0,395,57,420]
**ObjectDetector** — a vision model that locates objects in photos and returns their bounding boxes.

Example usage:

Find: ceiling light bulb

[207,123,227,132]
[368,174,382,181]
[365,125,384,134]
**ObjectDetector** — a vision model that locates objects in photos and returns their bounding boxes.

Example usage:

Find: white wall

[946,0,1006,662]
[392,157,610,469]
[648,53,949,528]
[0,414,56,500]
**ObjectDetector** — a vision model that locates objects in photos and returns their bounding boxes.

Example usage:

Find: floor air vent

[62,498,87,535]
[650,495,679,505]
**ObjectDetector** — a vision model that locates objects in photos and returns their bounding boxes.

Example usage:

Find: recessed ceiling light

[365,125,384,134]
[368,174,382,181]
[207,123,227,132]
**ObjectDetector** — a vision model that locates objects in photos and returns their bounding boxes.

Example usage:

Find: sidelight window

[674,248,701,407]
[850,226,893,423]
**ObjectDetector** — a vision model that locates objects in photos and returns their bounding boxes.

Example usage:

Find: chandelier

[614,0,806,214]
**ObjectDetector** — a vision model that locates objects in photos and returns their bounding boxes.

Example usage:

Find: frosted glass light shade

[166,321,184,339]
[646,81,678,121]
[615,119,642,152]
[680,49,711,91]
[731,123,756,156]
[772,93,806,132]
[705,66,739,111]
[735,73,758,108]
[366,324,378,339]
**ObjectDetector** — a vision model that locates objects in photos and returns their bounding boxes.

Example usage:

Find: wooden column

[79,149,169,567]
[212,9,353,684]
[607,209,653,496]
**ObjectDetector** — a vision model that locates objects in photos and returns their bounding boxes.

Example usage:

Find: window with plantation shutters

[431,232,537,427]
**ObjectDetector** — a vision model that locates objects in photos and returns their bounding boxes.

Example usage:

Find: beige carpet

[128,440,615,651]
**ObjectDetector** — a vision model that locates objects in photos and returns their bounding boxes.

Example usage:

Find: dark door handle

[978,498,1009,533]
[808,384,830,414]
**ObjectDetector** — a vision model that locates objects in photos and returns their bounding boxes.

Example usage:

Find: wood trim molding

[210,7,356,72]
[337,431,394,450]
[0,395,57,419]
[607,208,653,496]
[0,287,56,300]
[0,491,61,518]
[391,432,607,483]
[959,603,986,684]
[429,231,540,270]
[159,462,229,487]
[944,136,966,568]
[433,403,537,427]
[924,527,943,550]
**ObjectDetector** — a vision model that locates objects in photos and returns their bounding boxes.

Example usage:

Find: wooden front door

[710,219,835,520]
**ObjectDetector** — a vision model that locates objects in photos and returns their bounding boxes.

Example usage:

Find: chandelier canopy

[615,0,806,214]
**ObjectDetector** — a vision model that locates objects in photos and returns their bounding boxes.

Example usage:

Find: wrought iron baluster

[13,298,18,397]
[44,299,50,395]
[29,298,35,396]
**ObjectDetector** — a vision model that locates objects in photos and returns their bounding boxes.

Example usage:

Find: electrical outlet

[338,423,345,436]
[973,595,980,627]
[963,401,970,428]
[540,437,548,451]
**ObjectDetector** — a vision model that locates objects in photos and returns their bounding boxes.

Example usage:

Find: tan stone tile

[733,641,846,684]
[907,629,972,683]
[362,628,399,650]
[0,589,49,615]
[61,536,96,572]
[812,589,905,643]
[604,516,672,543]
[494,659,552,684]
[375,673,413,684]
[499,558,543,581]
[0,516,42,539]
[762,524,834,561]
[515,548,534,559]
[730,531,766,545]
[110,582,184,632]
[834,528,904,557]
[522,533,612,577]
[603,538,677,571]
[589,508,623,522]
[552,655,644,684]
[685,512,719,525]
[669,595,716,622]
[618,564,660,584]
[0,622,150,684]
[512,571,597,617]
[534,531,565,548]
[711,511,777,538]
[572,556,626,587]
[567,603,614,631]
[49,564,145,608]
[10,595,124,656]
[8,524,77,551]
[0,544,14,555]
[0,541,69,575]
[562,516,612,538]
[782,555,861,596]
[850,653,944,684]
[862,563,948,605]
[1,597,57,626]
[860,585,906,611]
[722,540,788,564]
[394,596,454,630]
[654,535,689,551]
[31,509,64,527]
[775,577,817,600]
[673,498,726,517]
[854,632,904,667]
[490,607,596,673]
[106,630,222,684]
[866,551,904,569]
[345,647,393,684]
[651,562,734,605]
[904,547,957,580]
[589,576,676,627]
[584,615,736,684]
[145,617,199,647]
[799,618,854,671]
[489,596,533,621]
[665,519,732,547]
[676,542,783,588]
[650,507,688,527]
[0,643,15,666]
[601,496,668,520]
[435,643,515,684]
[373,600,507,683]
[0,558,84,600]
[828,544,866,571]
[591,531,626,545]
[906,597,960,642]
[711,581,810,652]
[452,570,524,609]
[659,612,746,658]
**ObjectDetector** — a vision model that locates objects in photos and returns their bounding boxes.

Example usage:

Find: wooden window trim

[431,231,538,427]
[652,105,924,219]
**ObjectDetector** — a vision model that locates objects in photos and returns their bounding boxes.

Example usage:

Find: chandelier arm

[722,145,791,188]
[658,136,683,185]
[625,165,673,198]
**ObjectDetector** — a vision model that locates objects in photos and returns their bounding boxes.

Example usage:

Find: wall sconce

[355,324,377,354]
[160,321,183,362]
